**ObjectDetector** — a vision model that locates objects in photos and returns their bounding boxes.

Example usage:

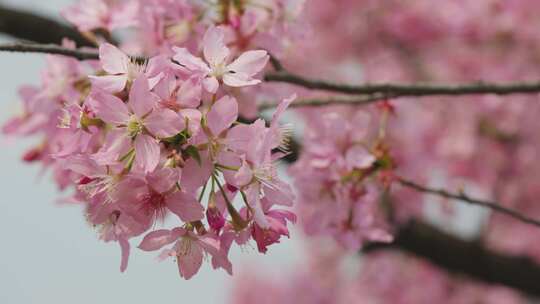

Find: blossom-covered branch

[3,42,540,105]
[398,178,540,228]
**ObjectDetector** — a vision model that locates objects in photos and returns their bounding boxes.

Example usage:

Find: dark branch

[0,4,94,47]
[398,177,540,228]
[265,71,540,98]
[0,43,98,60]
[367,220,540,297]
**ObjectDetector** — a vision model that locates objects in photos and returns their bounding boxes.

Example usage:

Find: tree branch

[0,43,98,60]
[258,94,394,110]
[367,220,540,297]
[397,177,540,228]
[265,71,540,97]
[0,4,93,47]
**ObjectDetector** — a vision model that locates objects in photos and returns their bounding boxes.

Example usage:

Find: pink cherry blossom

[172,26,269,93]
[61,0,139,32]
[138,227,228,279]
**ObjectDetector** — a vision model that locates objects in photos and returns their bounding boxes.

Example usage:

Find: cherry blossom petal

[166,191,205,222]
[234,159,253,187]
[227,50,269,76]
[222,73,261,87]
[202,76,219,94]
[129,75,157,118]
[203,26,230,67]
[119,238,130,273]
[89,74,128,93]
[147,167,179,194]
[145,109,184,138]
[177,241,203,280]
[177,75,202,108]
[247,184,270,229]
[263,179,295,207]
[92,130,131,165]
[172,47,210,73]
[271,94,296,126]
[207,95,238,136]
[134,134,160,173]
[99,43,129,74]
[88,90,130,125]
[138,229,179,251]
[180,155,213,194]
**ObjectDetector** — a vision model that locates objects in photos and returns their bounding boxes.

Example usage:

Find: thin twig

[0,43,98,60]
[268,53,285,71]
[398,177,540,228]
[258,94,394,111]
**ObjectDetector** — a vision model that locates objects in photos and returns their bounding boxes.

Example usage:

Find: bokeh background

[0,1,497,303]
[0,1,301,303]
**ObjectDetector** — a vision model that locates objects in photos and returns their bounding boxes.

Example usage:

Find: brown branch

[398,177,540,228]
[265,71,540,97]
[0,43,98,60]
[0,4,94,47]
[367,220,540,297]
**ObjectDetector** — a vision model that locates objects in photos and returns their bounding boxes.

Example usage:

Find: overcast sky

[0,1,300,303]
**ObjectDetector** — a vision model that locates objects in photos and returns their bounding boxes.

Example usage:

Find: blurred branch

[367,220,540,297]
[0,43,98,60]
[258,94,395,110]
[265,71,540,97]
[397,177,540,228]
[0,3,93,47]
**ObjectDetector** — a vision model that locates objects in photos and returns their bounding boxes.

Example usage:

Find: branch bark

[265,71,540,97]
[398,177,540,228]
[0,4,93,47]
[0,43,98,60]
[367,220,540,297]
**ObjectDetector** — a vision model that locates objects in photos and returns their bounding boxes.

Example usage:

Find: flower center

[127,115,144,137]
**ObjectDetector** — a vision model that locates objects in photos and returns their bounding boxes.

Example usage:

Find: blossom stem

[212,173,248,230]
[198,179,209,202]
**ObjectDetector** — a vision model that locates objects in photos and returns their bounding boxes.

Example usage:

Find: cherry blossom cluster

[62,0,305,56]
[289,107,393,249]
[4,24,297,278]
